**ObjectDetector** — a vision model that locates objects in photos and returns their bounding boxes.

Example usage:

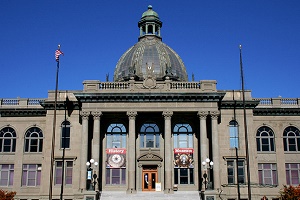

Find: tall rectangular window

[258,163,278,185]
[227,160,245,184]
[0,164,14,186]
[285,163,300,185]
[229,120,239,148]
[173,134,193,148]
[106,134,126,148]
[61,121,71,148]
[55,161,73,185]
[22,164,41,186]
[106,168,126,185]
[174,168,194,184]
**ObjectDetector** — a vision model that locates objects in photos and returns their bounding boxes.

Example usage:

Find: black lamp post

[202,158,214,190]
[86,158,100,199]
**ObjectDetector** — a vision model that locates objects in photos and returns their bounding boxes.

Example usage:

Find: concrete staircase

[99,191,201,200]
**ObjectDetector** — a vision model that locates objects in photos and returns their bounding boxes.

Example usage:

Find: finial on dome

[148,5,152,9]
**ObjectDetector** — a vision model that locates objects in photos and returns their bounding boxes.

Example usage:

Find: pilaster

[198,111,209,191]
[127,111,137,193]
[80,111,90,190]
[211,111,220,190]
[92,111,102,180]
[162,111,173,193]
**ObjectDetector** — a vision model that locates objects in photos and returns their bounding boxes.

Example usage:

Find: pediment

[137,152,163,162]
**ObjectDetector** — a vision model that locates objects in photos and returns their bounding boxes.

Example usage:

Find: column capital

[127,111,137,120]
[80,111,90,120]
[210,111,220,120]
[198,111,208,119]
[92,111,102,120]
[162,111,173,120]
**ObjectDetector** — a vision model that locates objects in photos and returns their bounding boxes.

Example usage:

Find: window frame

[258,163,278,186]
[24,127,43,153]
[256,126,275,152]
[0,164,14,186]
[229,120,239,148]
[106,123,127,149]
[173,123,193,148]
[283,126,300,152]
[174,168,194,185]
[106,123,127,185]
[54,160,73,185]
[61,121,71,149]
[22,164,41,187]
[285,163,300,185]
[106,168,126,185]
[227,159,245,185]
[139,123,160,148]
[0,127,16,153]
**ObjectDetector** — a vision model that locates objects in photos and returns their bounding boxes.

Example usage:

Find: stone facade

[1,5,300,200]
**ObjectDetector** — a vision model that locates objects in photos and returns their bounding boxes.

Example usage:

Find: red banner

[174,148,194,168]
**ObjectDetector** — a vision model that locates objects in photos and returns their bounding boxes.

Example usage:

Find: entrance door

[142,166,158,191]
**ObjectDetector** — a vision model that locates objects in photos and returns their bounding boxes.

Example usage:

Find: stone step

[100,191,201,200]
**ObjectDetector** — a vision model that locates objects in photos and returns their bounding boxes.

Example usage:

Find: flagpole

[60,96,67,200]
[49,44,62,200]
[239,44,251,200]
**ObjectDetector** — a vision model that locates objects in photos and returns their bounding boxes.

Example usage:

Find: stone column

[140,26,143,36]
[163,111,173,193]
[198,111,208,191]
[80,111,90,190]
[127,111,137,193]
[92,111,102,178]
[211,111,220,190]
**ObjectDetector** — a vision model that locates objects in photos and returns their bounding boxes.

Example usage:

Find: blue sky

[1,1,299,98]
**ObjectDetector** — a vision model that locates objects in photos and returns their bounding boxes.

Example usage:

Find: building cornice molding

[254,108,300,116]
[220,100,260,109]
[0,108,46,117]
[74,92,225,103]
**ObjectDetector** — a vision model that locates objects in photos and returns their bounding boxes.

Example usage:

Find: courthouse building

[0,5,300,200]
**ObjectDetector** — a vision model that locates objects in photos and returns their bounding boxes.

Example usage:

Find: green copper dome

[142,5,159,18]
[113,6,188,82]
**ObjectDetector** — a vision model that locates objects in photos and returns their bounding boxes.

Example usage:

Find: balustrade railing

[0,98,45,106]
[170,82,201,89]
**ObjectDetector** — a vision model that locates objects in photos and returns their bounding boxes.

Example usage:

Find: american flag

[55,49,64,62]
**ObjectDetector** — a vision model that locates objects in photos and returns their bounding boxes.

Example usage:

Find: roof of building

[114,6,188,82]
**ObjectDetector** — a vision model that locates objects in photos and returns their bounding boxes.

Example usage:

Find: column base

[126,188,137,194]
[164,188,174,194]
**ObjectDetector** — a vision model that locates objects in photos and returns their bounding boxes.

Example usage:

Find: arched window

[0,127,16,153]
[61,121,71,149]
[173,123,194,185]
[283,126,300,152]
[140,123,160,148]
[106,123,127,185]
[173,123,193,148]
[24,127,43,153]
[106,123,127,148]
[229,120,239,148]
[256,126,275,152]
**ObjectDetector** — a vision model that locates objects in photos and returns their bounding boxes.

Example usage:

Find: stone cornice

[220,100,260,109]
[74,92,225,103]
[0,108,46,117]
[40,100,81,111]
[254,108,300,116]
